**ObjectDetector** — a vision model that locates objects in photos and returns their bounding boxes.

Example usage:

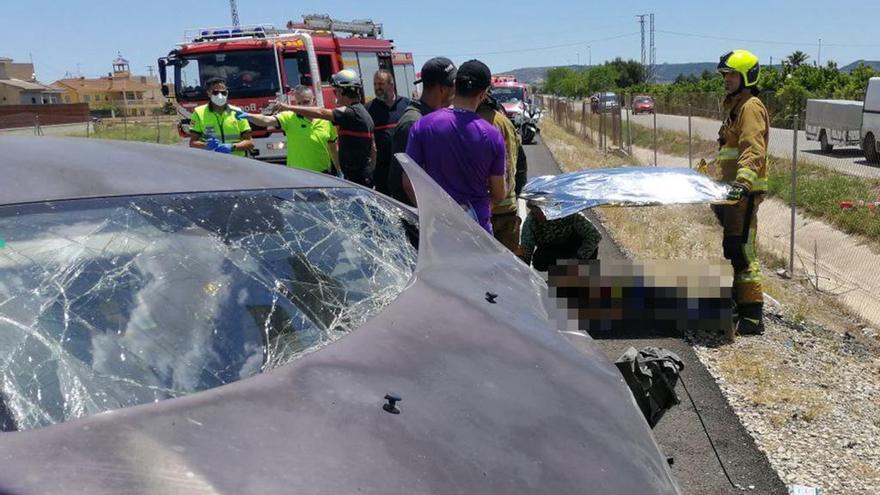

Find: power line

[657,29,880,48]
[428,32,639,58]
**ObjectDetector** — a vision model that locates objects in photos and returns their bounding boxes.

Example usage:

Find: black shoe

[737,317,765,336]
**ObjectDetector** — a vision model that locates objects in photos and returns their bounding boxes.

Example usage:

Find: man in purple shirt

[405,59,506,233]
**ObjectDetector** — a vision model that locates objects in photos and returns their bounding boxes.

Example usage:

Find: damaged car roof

[0,136,343,205]
[0,137,680,494]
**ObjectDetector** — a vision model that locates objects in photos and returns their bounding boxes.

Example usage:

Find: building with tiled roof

[52,53,163,117]
[0,57,64,105]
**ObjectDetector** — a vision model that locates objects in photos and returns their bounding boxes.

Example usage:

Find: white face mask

[210,93,228,107]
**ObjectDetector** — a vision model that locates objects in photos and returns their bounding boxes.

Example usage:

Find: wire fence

[0,114,181,144]
[537,92,880,329]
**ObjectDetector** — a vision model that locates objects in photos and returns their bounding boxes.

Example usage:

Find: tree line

[542,52,879,126]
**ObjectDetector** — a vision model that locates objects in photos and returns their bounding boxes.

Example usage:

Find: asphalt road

[631,111,880,179]
[524,135,788,494]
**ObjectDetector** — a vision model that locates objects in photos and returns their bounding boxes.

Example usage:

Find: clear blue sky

[3,0,879,83]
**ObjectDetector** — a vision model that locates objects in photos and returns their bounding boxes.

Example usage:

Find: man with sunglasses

[188,77,254,157]
[268,70,375,187]
[234,85,340,173]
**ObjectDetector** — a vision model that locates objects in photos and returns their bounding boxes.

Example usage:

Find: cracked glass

[0,188,419,432]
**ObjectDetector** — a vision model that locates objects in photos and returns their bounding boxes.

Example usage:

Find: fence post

[687,102,693,168]
[652,109,658,166]
[156,114,161,143]
[626,93,632,154]
[789,111,799,275]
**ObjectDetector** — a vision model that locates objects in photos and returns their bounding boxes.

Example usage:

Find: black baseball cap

[414,57,456,86]
[456,59,492,91]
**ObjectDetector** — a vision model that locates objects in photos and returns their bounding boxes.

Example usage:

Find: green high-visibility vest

[190,104,251,157]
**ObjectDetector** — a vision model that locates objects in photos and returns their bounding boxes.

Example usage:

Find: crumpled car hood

[0,151,680,494]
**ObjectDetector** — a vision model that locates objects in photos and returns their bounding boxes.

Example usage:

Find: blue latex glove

[231,107,248,121]
[204,137,220,151]
[214,143,234,154]
[726,182,749,202]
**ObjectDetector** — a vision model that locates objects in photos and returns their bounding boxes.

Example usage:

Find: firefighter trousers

[712,193,764,307]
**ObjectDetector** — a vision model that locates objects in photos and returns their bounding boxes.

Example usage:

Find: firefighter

[477,94,523,253]
[271,70,376,187]
[188,77,254,157]
[714,49,770,336]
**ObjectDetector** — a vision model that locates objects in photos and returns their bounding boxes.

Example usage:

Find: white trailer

[862,77,880,164]
[805,99,863,152]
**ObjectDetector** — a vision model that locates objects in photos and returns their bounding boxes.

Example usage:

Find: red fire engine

[158,15,417,162]
[490,75,530,126]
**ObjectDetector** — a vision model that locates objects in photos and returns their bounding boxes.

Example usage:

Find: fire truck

[158,15,417,162]
[490,75,531,126]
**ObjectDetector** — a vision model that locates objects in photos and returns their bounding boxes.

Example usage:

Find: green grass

[67,122,181,145]
[767,159,880,241]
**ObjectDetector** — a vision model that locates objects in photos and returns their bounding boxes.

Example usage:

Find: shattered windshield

[491,87,524,103]
[0,188,419,432]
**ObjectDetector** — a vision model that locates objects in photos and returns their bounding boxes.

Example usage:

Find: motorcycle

[520,103,541,145]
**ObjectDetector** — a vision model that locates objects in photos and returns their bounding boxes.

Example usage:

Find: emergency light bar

[183,24,278,43]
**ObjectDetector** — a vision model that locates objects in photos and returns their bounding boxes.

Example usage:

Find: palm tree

[786,51,809,68]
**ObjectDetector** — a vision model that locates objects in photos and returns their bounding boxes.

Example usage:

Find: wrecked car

[0,137,680,494]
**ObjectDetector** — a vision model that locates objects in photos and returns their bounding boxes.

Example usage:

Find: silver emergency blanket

[0,189,418,431]
[521,166,731,220]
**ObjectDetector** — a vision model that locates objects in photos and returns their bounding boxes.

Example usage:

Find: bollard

[789,112,799,275]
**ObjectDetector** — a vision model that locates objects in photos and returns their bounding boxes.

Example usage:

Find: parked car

[632,95,656,115]
[591,92,620,113]
[0,137,681,494]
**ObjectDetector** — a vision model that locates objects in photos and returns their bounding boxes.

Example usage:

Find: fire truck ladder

[286,14,383,38]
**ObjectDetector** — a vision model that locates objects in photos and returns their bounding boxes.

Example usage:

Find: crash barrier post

[789,111,798,276]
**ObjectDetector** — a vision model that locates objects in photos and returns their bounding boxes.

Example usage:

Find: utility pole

[230,0,240,28]
[576,52,580,66]
[818,38,822,67]
[146,65,154,77]
[588,45,592,66]
[649,13,656,80]
[637,14,647,69]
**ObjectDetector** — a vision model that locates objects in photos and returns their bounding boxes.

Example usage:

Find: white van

[862,77,880,164]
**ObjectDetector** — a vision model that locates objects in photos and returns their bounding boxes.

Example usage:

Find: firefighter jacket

[718,90,769,192]
[477,106,520,215]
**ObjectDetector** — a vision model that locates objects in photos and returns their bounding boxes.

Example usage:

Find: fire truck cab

[158,15,417,163]
[490,75,530,127]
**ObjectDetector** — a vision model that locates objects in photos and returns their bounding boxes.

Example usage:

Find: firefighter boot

[737,302,764,336]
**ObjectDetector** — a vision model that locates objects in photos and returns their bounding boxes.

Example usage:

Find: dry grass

[717,349,827,423]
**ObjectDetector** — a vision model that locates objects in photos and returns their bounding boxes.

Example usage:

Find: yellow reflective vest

[718,91,769,192]
[190,104,251,157]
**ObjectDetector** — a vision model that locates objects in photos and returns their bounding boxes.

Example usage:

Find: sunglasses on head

[211,90,229,96]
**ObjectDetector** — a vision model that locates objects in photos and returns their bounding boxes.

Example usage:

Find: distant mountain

[841,60,880,72]
[503,62,720,85]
